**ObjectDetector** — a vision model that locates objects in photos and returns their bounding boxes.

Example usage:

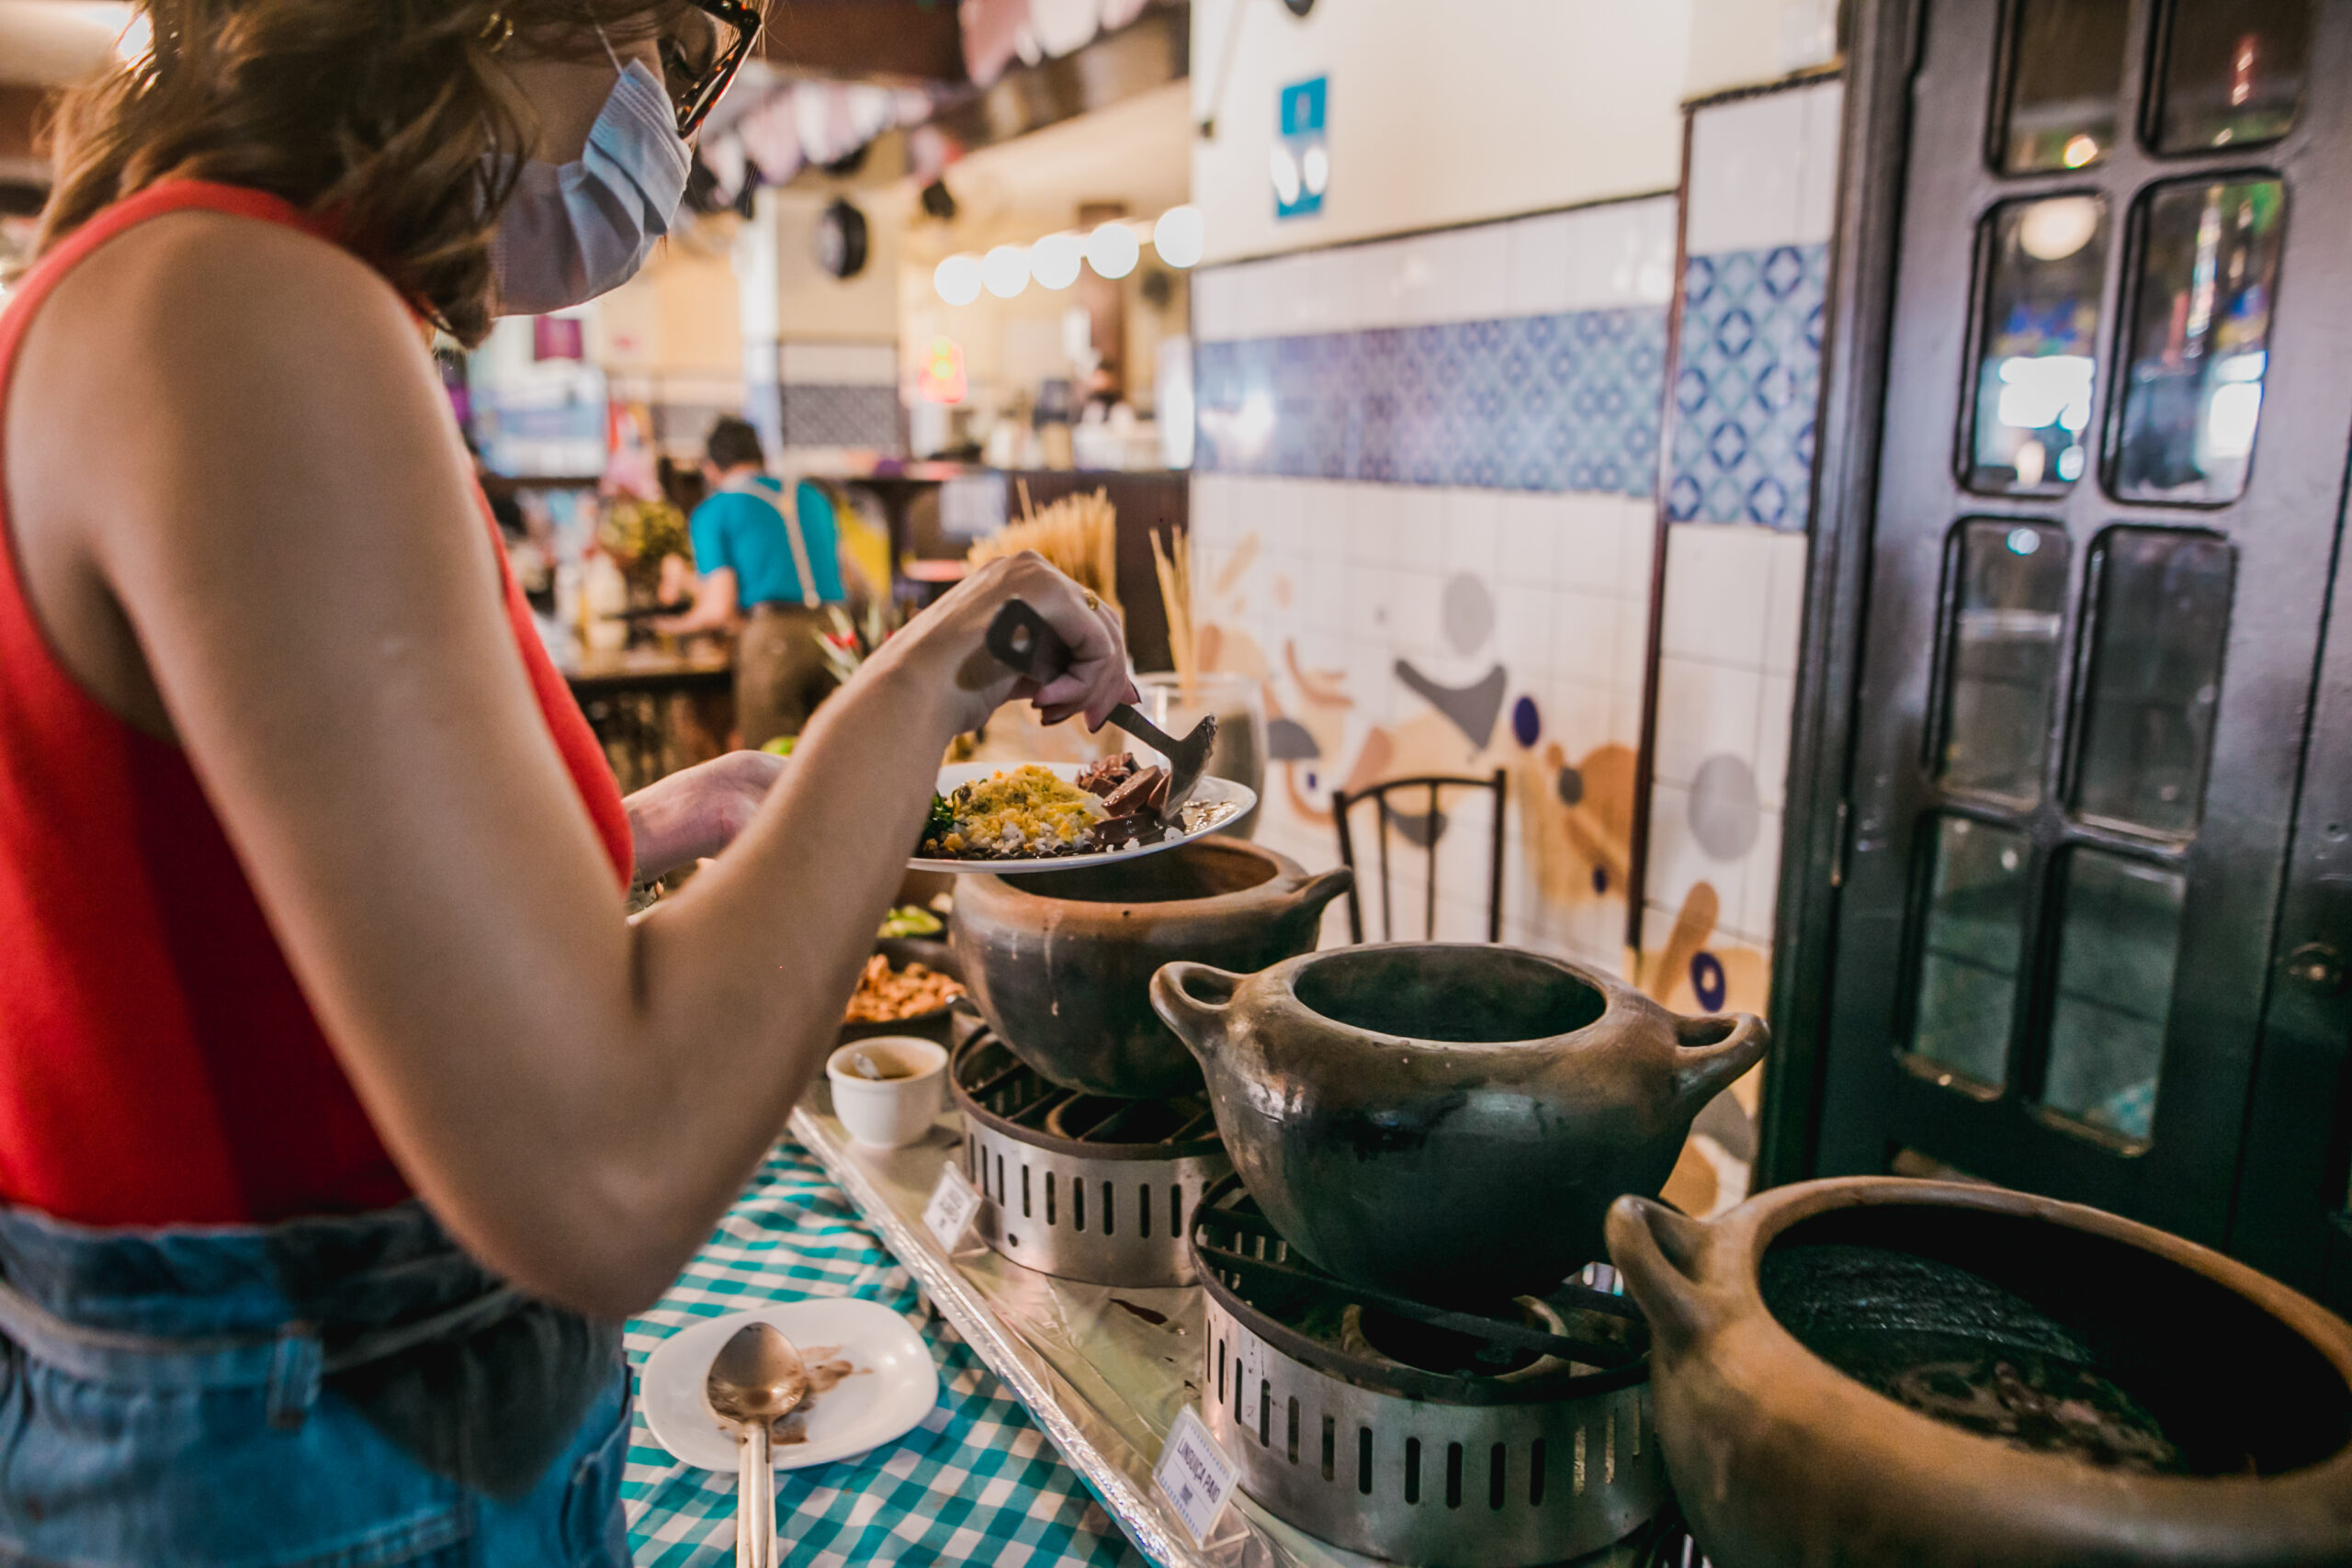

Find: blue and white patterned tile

[1194,306,1667,499]
[1667,242,1829,531]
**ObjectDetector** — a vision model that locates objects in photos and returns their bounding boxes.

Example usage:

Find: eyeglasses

[662,0,763,138]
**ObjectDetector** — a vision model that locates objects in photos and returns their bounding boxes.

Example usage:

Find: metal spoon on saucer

[706,1322,808,1568]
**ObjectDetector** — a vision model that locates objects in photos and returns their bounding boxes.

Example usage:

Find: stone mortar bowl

[1607,1179,2352,1567]
[1151,942,1766,1303]
[952,840,1350,1099]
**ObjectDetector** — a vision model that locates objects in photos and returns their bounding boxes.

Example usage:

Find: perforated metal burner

[1191,1178,1669,1567]
[950,1022,1230,1288]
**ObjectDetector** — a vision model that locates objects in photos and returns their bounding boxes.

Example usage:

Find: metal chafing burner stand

[953,1025,1232,1288]
[1192,1179,1668,1565]
[789,1088,1672,1568]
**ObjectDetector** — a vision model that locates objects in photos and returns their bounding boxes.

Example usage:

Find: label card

[1154,1404,1239,1545]
[922,1162,984,1250]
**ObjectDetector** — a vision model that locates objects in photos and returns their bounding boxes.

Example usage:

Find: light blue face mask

[491,54,693,316]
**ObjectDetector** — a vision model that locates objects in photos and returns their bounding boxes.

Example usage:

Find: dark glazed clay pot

[1150,943,1766,1303]
[951,840,1350,1099]
[1607,1179,2352,1567]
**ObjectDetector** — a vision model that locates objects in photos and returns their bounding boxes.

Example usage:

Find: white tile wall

[1653,656,1764,790]
[1555,493,1626,595]
[1495,491,1563,590]
[1196,196,1679,342]
[1191,265,1239,343]
[1570,198,1680,310]
[1504,211,1579,318]
[1736,811,1784,946]
[1660,524,1776,668]
[1555,592,1621,693]
[1684,79,1842,256]
[1648,782,1747,941]
[1442,490,1504,581]
[1641,522,1811,958]
[1615,608,1654,700]
[1756,671,1795,812]
[1761,530,1808,676]
[1794,81,1847,254]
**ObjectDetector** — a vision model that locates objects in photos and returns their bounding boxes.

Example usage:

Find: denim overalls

[0,1199,630,1565]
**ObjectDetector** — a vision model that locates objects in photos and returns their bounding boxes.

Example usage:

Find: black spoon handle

[984,599,1073,685]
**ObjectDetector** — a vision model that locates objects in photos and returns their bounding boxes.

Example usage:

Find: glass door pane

[2042,850,2188,1142]
[1939,521,2071,803]
[1969,197,2109,493]
[2073,528,2234,835]
[2112,178,2286,503]
[2000,0,2132,173]
[2154,0,2316,153]
[1906,818,2036,1090]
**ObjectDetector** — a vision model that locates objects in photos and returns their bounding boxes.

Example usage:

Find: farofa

[922,765,1106,859]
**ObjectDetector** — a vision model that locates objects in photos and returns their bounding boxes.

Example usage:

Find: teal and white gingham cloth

[622,1139,1151,1567]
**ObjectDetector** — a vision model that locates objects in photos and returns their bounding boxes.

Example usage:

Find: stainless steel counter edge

[788,1104,1211,1568]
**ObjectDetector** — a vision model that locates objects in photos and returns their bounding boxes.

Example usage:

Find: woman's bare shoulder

[6,204,469,733]
[17,202,451,534]
[32,206,415,378]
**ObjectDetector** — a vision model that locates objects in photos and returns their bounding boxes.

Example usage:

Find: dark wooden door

[1812,0,2352,1271]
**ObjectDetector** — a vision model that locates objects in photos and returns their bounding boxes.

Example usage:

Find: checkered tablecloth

[622,1139,1152,1568]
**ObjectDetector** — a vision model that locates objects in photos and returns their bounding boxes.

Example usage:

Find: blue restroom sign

[1273,75,1328,220]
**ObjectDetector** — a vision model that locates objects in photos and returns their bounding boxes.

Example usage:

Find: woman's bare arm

[6,211,1130,1316]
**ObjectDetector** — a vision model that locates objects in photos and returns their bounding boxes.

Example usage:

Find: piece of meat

[1076,753,1138,797]
[1144,767,1172,817]
[1101,763,1167,818]
[1091,813,1167,847]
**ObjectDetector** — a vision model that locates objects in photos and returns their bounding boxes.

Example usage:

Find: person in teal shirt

[657,417,851,747]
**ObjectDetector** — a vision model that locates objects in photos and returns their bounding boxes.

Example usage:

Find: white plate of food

[909,755,1257,873]
[638,1299,940,1472]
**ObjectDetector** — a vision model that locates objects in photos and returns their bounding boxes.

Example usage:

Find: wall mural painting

[1195,530,1638,951]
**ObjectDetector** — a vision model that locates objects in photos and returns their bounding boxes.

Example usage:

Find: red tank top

[0,182,634,1225]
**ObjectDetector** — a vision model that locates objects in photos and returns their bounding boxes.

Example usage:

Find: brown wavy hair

[33,0,688,344]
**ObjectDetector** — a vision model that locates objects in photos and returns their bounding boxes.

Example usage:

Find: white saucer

[638,1299,940,1472]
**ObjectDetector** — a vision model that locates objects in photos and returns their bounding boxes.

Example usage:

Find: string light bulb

[1086,221,1140,280]
[982,244,1031,298]
[933,254,982,306]
[1029,231,1083,289]
[1152,206,1204,268]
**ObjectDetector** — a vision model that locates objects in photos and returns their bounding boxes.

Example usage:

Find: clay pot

[1150,943,1766,1303]
[1606,1179,2352,1567]
[951,840,1350,1099]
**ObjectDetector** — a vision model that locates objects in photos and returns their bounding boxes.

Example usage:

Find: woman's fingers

[1007,557,1130,728]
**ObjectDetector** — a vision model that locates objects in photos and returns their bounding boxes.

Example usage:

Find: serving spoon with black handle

[984,599,1216,827]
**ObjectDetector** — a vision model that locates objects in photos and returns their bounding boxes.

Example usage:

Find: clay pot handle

[1669,1010,1770,1109]
[1294,867,1354,919]
[1149,962,1243,1062]
[1604,1195,1717,1356]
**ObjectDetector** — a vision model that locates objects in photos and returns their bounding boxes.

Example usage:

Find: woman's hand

[624,749,786,882]
[876,551,1136,736]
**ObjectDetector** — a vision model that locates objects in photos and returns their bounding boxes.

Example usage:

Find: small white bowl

[826,1036,948,1148]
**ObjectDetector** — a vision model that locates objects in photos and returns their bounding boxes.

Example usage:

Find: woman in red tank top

[0,3,1134,1561]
